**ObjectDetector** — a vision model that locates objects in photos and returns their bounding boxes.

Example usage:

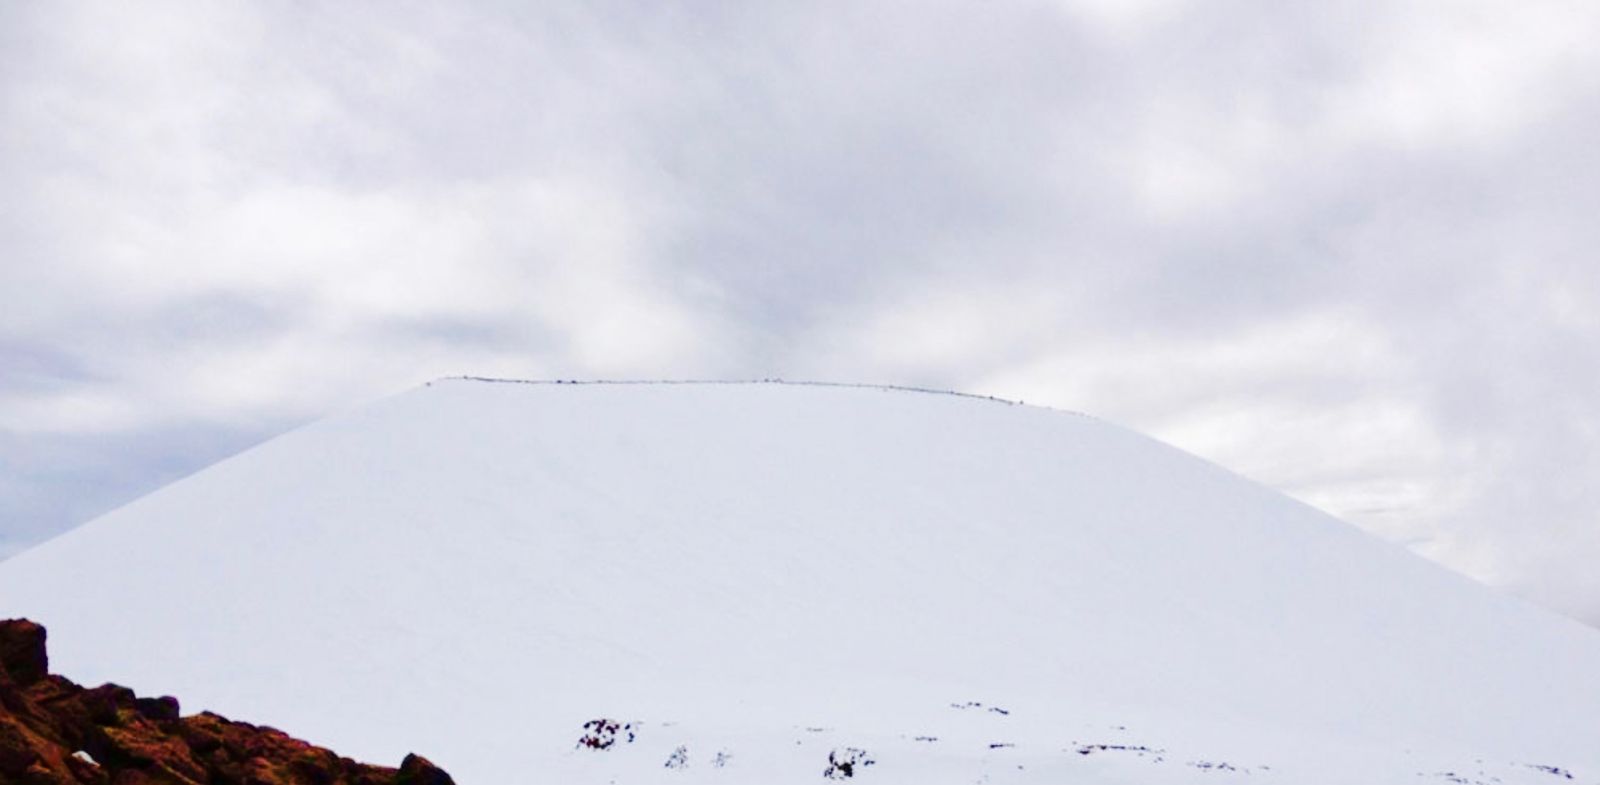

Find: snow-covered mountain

[3,379,1598,784]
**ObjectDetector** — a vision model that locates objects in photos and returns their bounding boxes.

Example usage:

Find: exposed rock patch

[0,618,455,785]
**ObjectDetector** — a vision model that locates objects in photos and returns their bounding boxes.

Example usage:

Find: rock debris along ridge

[4,379,1600,784]
[0,618,455,785]
[438,376,1079,413]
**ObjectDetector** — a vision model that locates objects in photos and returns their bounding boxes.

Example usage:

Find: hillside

[2,379,1598,784]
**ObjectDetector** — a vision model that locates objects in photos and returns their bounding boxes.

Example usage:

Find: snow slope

[3,379,1599,784]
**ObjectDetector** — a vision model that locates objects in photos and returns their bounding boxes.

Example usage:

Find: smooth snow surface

[4,379,1600,784]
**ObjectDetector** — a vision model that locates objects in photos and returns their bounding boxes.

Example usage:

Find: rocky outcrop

[0,619,454,785]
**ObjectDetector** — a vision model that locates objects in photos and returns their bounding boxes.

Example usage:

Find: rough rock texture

[0,619,455,785]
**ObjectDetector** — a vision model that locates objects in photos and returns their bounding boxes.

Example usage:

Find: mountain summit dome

[3,379,1599,784]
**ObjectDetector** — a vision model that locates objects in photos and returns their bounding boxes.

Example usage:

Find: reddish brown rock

[395,754,455,785]
[0,620,47,686]
[0,619,453,785]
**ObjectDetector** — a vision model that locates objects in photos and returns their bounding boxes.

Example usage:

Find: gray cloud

[3,1,1599,625]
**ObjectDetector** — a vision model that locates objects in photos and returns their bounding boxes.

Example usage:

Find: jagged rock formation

[0,619,453,785]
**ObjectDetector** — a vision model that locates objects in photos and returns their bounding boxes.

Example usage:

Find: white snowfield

[3,379,1599,785]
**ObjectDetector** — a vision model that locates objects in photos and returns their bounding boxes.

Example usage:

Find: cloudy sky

[3,1,1598,624]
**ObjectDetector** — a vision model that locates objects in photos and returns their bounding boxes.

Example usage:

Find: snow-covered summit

[3,379,1599,784]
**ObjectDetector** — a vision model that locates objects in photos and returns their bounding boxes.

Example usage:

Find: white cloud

[1056,0,1193,40]
[1322,2,1600,150]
